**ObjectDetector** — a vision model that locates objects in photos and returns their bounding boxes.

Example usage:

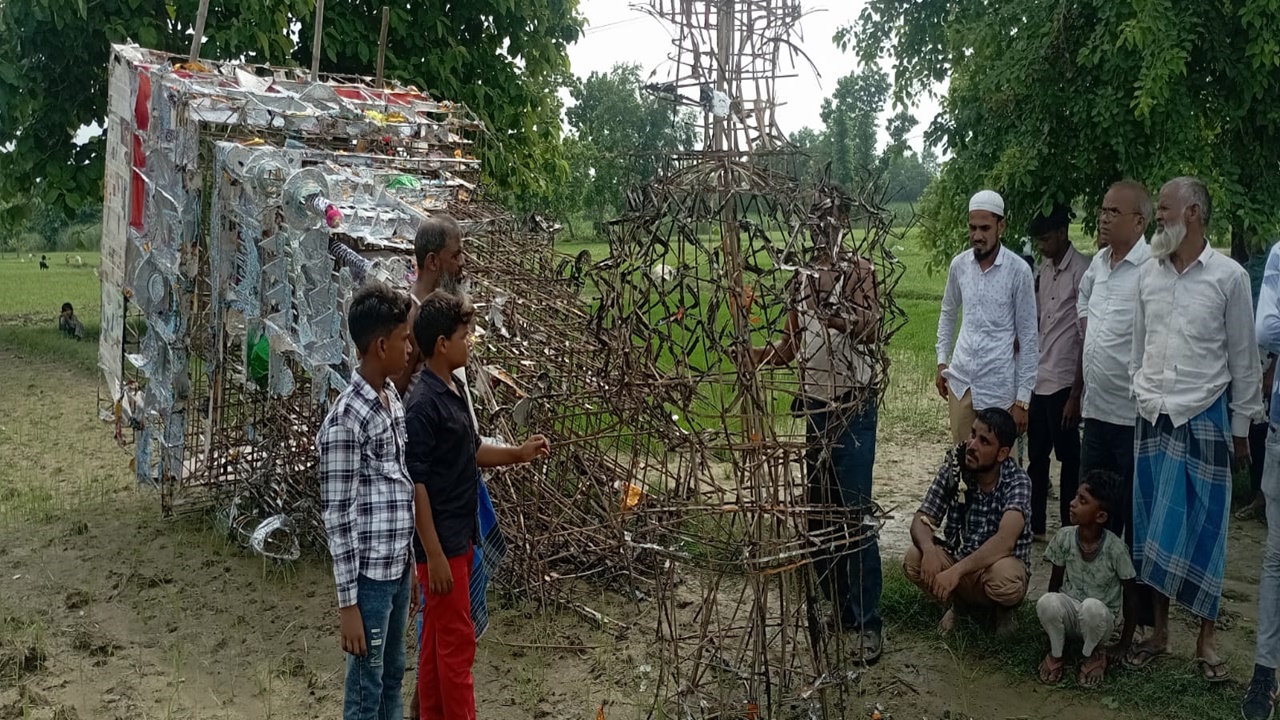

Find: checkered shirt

[317,372,415,608]
[918,448,1034,571]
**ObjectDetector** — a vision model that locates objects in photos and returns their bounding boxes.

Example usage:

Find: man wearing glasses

[1075,180,1155,636]
[1076,180,1152,544]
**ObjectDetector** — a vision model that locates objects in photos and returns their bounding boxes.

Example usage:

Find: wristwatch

[1014,400,1029,411]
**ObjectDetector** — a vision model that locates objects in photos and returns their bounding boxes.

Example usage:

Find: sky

[563,0,944,154]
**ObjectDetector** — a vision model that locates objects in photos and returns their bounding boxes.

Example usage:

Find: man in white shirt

[1125,176,1263,684]
[1077,180,1153,545]
[936,190,1039,444]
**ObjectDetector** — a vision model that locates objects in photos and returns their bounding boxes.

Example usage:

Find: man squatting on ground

[936,191,1039,442]
[905,408,1033,635]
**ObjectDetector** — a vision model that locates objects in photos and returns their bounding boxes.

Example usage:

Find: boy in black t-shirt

[405,290,547,719]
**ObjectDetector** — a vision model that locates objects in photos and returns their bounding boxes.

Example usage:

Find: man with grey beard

[1125,177,1263,683]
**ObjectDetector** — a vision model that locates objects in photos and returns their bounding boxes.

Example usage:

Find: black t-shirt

[405,367,481,562]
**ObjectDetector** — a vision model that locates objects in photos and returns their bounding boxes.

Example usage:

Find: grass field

[0,250,102,374]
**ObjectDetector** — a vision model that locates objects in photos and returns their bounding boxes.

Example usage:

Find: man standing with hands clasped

[937,190,1039,443]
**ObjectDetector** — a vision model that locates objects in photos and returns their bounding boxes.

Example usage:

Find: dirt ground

[0,349,1269,719]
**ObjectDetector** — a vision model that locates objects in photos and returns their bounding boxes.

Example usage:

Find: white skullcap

[969,190,1005,217]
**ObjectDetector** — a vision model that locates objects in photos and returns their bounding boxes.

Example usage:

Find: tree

[841,0,1280,267]
[0,0,583,225]
[564,63,696,221]
[818,67,890,189]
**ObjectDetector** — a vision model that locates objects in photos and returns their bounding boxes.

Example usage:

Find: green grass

[880,567,1241,720]
[0,251,102,374]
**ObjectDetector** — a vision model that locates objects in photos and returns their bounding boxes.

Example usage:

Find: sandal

[1195,656,1232,683]
[1078,653,1107,689]
[1039,655,1064,685]
[854,629,883,666]
[1124,642,1168,669]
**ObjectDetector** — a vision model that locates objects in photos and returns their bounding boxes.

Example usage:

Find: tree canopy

[0,0,583,225]
[789,66,936,204]
[561,63,696,221]
[842,0,1280,266]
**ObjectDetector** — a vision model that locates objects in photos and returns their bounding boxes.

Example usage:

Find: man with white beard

[1125,177,1263,683]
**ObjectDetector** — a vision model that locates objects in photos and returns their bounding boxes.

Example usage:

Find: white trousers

[1036,592,1114,657]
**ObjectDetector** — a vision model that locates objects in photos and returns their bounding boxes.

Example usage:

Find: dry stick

[310,0,326,80]
[487,638,606,651]
[374,6,390,90]
[188,0,211,63]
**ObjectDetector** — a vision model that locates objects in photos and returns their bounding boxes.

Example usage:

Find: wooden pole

[375,6,390,89]
[188,0,210,62]
[310,0,326,79]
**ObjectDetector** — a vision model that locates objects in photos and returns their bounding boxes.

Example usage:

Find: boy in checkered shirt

[317,282,416,720]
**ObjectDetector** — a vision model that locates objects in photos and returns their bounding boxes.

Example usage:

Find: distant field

[0,225,1098,439]
[0,251,102,374]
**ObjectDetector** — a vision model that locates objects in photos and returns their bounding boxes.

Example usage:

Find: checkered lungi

[1133,393,1232,620]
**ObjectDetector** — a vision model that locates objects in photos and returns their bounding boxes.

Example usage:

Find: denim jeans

[1256,429,1280,670]
[805,397,882,632]
[344,567,413,720]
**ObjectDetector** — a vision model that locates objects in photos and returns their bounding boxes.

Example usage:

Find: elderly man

[1077,180,1153,543]
[936,191,1039,443]
[753,235,885,664]
[1125,177,1263,683]
[1245,240,1280,720]
[904,408,1032,634]
[1026,204,1088,538]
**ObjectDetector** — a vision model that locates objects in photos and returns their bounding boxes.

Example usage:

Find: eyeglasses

[1098,208,1141,221]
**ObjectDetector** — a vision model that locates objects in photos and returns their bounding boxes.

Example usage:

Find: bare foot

[1079,651,1107,689]
[1038,654,1064,685]
[938,608,957,636]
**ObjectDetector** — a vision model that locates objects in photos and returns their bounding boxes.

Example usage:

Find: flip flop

[1078,654,1107,689]
[1124,643,1167,669]
[1039,655,1065,685]
[1236,505,1264,521]
[1195,657,1231,683]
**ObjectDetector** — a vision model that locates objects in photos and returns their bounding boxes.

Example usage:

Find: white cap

[969,190,1005,217]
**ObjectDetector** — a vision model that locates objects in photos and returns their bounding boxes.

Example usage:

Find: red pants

[417,550,476,720]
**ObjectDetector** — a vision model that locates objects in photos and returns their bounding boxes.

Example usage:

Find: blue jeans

[344,567,413,720]
[805,397,882,632]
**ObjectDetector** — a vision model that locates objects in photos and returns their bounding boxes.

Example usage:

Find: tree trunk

[1231,220,1249,263]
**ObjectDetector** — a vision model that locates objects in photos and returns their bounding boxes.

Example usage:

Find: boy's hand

[518,435,551,463]
[339,606,366,656]
[409,580,421,617]
[427,554,454,596]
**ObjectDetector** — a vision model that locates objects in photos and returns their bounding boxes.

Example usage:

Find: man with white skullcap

[935,190,1039,443]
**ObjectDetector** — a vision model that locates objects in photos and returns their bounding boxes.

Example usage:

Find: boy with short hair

[316,282,415,720]
[1036,469,1138,688]
[407,290,548,720]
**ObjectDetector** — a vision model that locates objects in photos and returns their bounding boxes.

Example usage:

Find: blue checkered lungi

[1133,393,1232,620]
